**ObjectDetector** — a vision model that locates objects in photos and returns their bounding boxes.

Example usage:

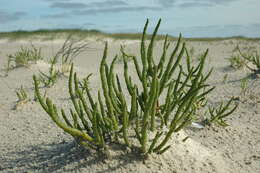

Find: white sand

[0,38,260,173]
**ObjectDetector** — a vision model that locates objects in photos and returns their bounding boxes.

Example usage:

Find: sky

[0,0,260,37]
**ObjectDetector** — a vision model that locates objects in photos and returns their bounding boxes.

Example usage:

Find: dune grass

[1,29,260,42]
[0,29,102,41]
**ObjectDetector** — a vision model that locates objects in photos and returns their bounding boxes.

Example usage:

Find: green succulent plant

[228,54,247,70]
[38,57,59,88]
[236,45,260,74]
[16,85,28,102]
[6,44,42,73]
[207,99,238,127]
[33,19,237,156]
[14,85,29,109]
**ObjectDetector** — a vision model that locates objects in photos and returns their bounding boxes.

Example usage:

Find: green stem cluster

[33,19,237,155]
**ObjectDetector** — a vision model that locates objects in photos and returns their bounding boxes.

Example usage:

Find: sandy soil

[0,38,260,173]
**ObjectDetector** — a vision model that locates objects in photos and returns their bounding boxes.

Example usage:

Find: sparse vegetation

[33,19,237,157]
[240,78,249,97]
[36,35,89,87]
[236,46,260,74]
[14,85,29,109]
[6,44,42,73]
[38,58,59,87]
[207,99,238,127]
[1,29,260,42]
[0,29,102,41]
[222,74,228,84]
[53,35,89,75]
[228,54,247,70]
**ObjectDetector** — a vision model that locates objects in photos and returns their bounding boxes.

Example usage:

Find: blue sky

[1,0,260,37]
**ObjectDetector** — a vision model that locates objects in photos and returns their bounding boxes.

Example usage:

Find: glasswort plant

[34,19,237,156]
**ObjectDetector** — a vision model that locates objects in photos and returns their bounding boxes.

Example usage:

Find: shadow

[220,66,236,73]
[209,71,259,86]
[0,141,144,173]
[0,141,91,172]
[226,72,259,84]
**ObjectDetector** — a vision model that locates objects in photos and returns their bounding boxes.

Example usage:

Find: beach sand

[0,38,259,173]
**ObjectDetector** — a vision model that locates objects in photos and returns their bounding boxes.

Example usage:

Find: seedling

[228,54,246,70]
[222,74,228,84]
[236,46,260,74]
[207,99,238,127]
[14,85,29,109]
[240,78,249,97]
[38,57,59,87]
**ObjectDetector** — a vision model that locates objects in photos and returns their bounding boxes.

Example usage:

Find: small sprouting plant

[207,99,238,127]
[6,44,42,72]
[16,85,28,102]
[38,58,59,87]
[14,85,29,109]
[236,45,260,74]
[222,74,228,84]
[240,78,249,97]
[34,19,237,156]
[228,54,246,70]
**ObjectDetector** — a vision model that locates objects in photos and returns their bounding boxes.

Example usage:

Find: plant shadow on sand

[226,73,260,84]
[0,141,143,173]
